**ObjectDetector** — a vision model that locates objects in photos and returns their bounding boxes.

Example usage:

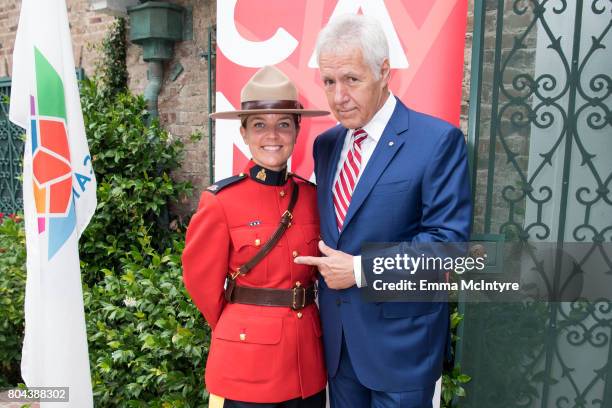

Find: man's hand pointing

[294,241,356,289]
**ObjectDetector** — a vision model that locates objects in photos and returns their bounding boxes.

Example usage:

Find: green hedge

[85,227,210,407]
[0,214,26,389]
[0,77,210,407]
[80,77,209,407]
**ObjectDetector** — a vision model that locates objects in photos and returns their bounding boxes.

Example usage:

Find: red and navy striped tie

[333,128,368,231]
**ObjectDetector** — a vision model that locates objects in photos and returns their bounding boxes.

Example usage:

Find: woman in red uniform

[182,66,328,408]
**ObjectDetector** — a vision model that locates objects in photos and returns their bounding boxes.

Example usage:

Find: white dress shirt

[332,92,397,287]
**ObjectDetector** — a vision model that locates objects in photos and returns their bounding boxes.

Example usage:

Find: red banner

[214,0,468,181]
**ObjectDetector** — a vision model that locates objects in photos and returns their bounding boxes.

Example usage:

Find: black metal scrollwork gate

[0,78,24,213]
[459,0,611,407]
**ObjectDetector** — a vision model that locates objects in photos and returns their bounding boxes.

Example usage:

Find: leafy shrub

[0,79,210,405]
[85,227,210,407]
[0,16,211,405]
[96,18,128,98]
[78,78,193,287]
[78,77,209,406]
[442,306,471,407]
[0,214,26,388]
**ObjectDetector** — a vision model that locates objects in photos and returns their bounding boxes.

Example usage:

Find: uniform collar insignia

[249,164,289,186]
[256,168,267,181]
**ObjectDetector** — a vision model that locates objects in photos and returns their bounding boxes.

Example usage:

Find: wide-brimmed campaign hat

[210,65,329,119]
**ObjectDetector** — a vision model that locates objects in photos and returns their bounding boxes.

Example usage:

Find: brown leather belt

[226,283,317,310]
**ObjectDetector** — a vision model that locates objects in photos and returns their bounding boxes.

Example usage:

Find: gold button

[288,222,292,228]
[239,333,246,341]
[297,312,303,319]
[295,281,302,287]
[292,250,299,258]
[239,173,245,177]
[280,190,286,197]
[254,238,261,246]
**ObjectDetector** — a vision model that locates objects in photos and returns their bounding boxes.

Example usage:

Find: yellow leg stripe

[209,393,225,408]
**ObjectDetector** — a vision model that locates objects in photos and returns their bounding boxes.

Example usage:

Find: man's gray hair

[315,14,390,79]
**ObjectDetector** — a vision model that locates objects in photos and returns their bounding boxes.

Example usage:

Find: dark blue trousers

[329,334,434,408]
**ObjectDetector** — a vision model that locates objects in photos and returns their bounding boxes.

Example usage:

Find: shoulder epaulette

[289,172,316,187]
[205,173,247,195]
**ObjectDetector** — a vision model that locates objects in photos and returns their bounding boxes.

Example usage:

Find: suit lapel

[339,100,410,236]
[321,126,347,244]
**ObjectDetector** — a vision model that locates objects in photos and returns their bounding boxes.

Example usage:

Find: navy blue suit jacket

[313,97,472,392]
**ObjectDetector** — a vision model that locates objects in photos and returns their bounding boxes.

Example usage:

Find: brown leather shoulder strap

[232,180,299,278]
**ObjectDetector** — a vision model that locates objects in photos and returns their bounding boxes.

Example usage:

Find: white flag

[9,0,96,406]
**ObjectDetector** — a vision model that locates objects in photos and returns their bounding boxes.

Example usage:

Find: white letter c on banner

[218,0,298,67]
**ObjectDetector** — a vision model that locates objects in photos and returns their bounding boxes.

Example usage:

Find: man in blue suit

[294,14,472,408]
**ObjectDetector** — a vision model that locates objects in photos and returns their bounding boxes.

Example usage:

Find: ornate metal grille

[0,77,24,213]
[459,0,611,407]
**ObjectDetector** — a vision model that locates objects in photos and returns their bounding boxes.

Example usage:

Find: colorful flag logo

[30,48,81,259]
[9,1,96,406]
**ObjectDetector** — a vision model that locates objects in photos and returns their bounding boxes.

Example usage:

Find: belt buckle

[292,285,306,310]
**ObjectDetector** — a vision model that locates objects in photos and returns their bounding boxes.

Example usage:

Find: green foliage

[0,12,210,407]
[78,77,209,406]
[0,214,26,388]
[78,78,192,285]
[441,305,471,407]
[442,365,471,405]
[85,226,210,407]
[0,77,210,404]
[0,15,212,405]
[97,18,128,97]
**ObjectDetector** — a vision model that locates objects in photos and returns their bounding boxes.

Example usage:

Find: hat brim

[210,108,330,120]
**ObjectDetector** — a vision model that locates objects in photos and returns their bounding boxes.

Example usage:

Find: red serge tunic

[182,161,326,403]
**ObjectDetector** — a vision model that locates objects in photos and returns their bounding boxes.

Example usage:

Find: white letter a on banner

[308,0,409,69]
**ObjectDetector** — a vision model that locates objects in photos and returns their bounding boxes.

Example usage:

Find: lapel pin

[388,141,395,147]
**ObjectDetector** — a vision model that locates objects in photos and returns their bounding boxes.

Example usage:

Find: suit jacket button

[292,250,299,258]
[239,333,246,341]
[297,312,303,319]
[336,299,341,306]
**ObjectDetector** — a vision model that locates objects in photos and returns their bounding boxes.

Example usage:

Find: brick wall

[135,0,217,216]
[0,0,216,216]
[0,0,115,78]
[0,1,20,77]
[460,0,474,137]
[470,0,537,237]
